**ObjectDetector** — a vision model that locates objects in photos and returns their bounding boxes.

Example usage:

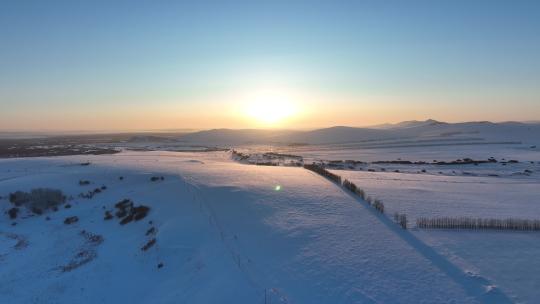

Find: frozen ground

[417,231,540,304]
[333,169,540,303]
[333,170,540,221]
[0,151,521,303]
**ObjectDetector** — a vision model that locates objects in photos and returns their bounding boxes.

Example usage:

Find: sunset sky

[1,1,539,131]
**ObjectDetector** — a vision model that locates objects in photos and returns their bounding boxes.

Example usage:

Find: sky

[1,0,539,131]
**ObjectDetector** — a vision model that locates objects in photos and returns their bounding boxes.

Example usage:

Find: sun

[245,94,297,125]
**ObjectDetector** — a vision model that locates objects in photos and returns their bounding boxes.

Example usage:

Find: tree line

[417,217,540,231]
[303,164,342,184]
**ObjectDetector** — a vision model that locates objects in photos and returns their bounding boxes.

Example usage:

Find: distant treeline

[231,150,249,161]
[263,152,303,160]
[372,157,500,166]
[417,217,540,231]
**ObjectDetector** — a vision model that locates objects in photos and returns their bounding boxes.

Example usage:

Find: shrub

[104,211,113,220]
[9,188,66,212]
[114,199,150,225]
[79,187,105,199]
[119,214,134,225]
[7,207,19,219]
[79,180,90,186]
[146,227,156,236]
[64,216,79,224]
[141,238,156,251]
[133,206,150,221]
[9,191,30,206]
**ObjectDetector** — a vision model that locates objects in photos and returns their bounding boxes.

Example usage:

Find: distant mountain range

[175,120,540,145]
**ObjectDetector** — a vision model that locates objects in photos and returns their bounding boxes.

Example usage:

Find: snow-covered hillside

[0,151,518,303]
[173,120,540,146]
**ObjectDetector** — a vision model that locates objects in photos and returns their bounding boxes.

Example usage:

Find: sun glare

[245,94,297,125]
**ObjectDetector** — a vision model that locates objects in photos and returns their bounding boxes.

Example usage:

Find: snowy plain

[0,150,525,303]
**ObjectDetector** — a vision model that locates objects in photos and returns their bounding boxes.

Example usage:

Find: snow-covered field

[333,169,540,303]
[0,150,536,303]
[334,170,540,221]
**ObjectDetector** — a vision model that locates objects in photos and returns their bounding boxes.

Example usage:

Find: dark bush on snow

[64,216,79,225]
[10,191,29,206]
[150,176,164,182]
[115,198,133,209]
[114,199,150,225]
[133,206,150,221]
[79,180,90,186]
[115,199,133,218]
[141,238,156,251]
[9,189,66,213]
[120,214,134,225]
[146,227,156,236]
[7,207,19,219]
[104,211,113,220]
[79,187,105,199]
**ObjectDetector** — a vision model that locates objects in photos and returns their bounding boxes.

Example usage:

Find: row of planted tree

[303,163,539,232]
[304,164,396,224]
[417,217,540,231]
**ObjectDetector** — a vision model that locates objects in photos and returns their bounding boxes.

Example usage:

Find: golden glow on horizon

[243,92,298,126]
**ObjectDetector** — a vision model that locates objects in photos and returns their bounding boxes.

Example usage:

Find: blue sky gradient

[1,0,539,130]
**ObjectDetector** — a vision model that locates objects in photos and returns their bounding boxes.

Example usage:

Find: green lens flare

[274,185,281,191]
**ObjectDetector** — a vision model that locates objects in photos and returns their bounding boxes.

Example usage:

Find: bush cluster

[112,199,150,225]
[9,188,66,214]
[79,186,106,199]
